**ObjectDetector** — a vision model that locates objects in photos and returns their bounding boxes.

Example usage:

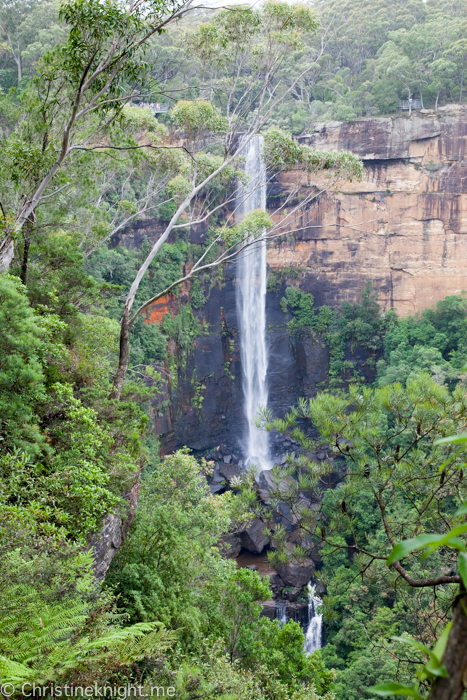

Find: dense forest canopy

[1,0,465,132]
[0,0,466,699]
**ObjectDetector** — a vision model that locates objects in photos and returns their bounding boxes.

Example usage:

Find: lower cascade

[304,583,323,655]
[276,602,288,627]
[235,135,271,472]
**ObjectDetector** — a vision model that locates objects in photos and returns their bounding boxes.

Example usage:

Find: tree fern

[0,583,178,685]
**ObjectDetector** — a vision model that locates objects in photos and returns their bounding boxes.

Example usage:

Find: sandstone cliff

[268,105,467,316]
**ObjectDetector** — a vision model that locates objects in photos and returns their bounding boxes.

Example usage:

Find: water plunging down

[276,602,288,627]
[236,135,271,472]
[304,583,323,655]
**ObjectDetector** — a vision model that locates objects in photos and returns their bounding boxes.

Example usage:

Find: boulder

[219,462,244,481]
[285,587,302,602]
[219,534,241,558]
[260,602,276,621]
[208,463,228,493]
[239,519,270,554]
[257,469,277,499]
[277,559,315,588]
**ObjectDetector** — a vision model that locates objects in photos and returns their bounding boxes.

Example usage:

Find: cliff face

[156,269,331,454]
[151,106,467,453]
[268,105,467,316]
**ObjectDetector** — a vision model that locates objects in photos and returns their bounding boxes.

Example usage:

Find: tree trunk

[0,234,14,273]
[16,51,21,85]
[109,307,132,400]
[429,592,467,700]
[435,90,440,112]
[460,65,464,105]
[20,221,32,285]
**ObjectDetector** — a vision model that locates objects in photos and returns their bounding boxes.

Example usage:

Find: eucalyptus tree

[272,0,467,124]
[8,102,184,284]
[0,0,200,273]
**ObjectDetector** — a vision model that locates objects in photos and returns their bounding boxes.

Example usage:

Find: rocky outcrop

[277,559,315,588]
[239,519,270,554]
[268,105,467,317]
[87,473,141,581]
[153,108,467,455]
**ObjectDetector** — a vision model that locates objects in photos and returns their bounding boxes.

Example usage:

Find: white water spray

[304,583,323,655]
[236,135,271,472]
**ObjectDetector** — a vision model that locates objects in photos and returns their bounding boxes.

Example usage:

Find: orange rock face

[145,295,172,323]
[267,106,467,316]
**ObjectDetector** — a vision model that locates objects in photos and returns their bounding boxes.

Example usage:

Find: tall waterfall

[304,583,323,655]
[236,135,271,472]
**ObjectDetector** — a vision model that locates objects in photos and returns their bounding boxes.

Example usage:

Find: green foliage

[264,127,363,181]
[377,293,467,387]
[0,275,48,454]
[171,100,228,138]
[281,286,327,330]
[0,248,149,546]
[244,618,336,692]
[280,286,467,387]
[167,647,336,700]
[162,303,208,370]
[250,370,467,698]
[185,1,319,70]
[265,0,467,131]
[0,555,177,688]
[217,210,273,248]
[107,450,234,639]
[280,282,394,380]
[189,278,206,309]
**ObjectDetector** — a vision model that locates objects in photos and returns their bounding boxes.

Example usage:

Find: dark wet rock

[288,601,309,629]
[239,518,270,554]
[219,534,242,558]
[277,559,315,588]
[268,572,284,596]
[218,462,244,481]
[274,501,297,532]
[208,463,228,493]
[260,602,277,621]
[285,587,302,602]
[209,482,226,494]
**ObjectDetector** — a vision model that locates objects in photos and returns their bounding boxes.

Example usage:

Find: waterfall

[304,583,323,655]
[235,135,271,472]
[276,602,288,627]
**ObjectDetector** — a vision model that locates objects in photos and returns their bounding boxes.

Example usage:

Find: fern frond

[0,655,35,684]
[83,622,178,664]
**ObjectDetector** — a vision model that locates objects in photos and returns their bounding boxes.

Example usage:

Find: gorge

[3,0,467,695]
[113,104,467,642]
[148,105,467,456]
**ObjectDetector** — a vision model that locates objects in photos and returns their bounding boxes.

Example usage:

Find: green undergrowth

[280,282,467,387]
